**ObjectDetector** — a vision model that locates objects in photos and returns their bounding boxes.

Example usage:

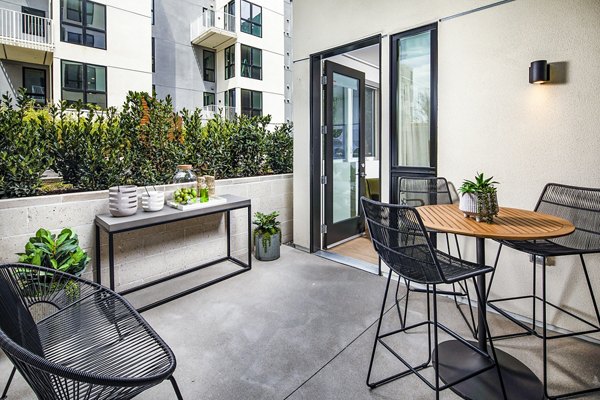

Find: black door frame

[389,23,438,203]
[309,34,381,253]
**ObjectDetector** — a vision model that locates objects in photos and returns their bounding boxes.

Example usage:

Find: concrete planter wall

[0,174,293,292]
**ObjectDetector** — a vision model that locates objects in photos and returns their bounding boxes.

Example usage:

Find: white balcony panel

[0,8,54,65]
[190,10,236,49]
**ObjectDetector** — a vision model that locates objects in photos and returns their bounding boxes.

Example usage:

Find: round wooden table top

[417,204,575,240]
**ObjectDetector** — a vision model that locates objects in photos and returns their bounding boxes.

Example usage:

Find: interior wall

[292,0,600,332]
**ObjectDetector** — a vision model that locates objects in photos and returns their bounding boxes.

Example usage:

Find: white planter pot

[459,192,499,223]
[109,186,138,217]
[141,190,165,212]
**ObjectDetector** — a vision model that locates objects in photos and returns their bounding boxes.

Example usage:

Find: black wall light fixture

[529,60,550,84]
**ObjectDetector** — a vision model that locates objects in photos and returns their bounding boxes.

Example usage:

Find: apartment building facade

[0,0,152,108]
[153,0,292,123]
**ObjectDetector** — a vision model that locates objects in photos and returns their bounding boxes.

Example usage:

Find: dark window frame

[203,92,215,106]
[241,0,262,38]
[152,37,155,73]
[60,0,107,50]
[389,23,438,203]
[224,45,235,80]
[241,89,262,117]
[203,50,215,82]
[240,44,262,80]
[61,59,107,108]
[224,88,236,108]
[22,67,47,105]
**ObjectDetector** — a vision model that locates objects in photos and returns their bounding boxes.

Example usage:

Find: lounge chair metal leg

[367,270,393,388]
[169,376,184,400]
[1,367,16,400]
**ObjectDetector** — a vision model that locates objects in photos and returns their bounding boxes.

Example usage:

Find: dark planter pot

[254,232,281,261]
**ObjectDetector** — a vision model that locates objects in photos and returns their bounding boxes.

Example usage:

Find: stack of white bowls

[109,186,138,217]
[141,190,165,212]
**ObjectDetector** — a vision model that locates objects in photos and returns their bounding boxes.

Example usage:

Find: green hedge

[0,90,293,198]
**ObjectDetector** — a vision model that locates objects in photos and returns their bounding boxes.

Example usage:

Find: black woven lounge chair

[361,197,506,398]
[397,177,477,337]
[487,183,600,399]
[0,263,183,400]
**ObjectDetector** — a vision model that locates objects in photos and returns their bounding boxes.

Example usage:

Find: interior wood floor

[328,236,379,265]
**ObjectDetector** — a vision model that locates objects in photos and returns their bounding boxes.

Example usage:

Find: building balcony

[202,105,236,121]
[0,8,54,65]
[190,9,236,49]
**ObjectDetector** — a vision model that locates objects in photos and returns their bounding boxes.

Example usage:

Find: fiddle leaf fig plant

[17,228,90,276]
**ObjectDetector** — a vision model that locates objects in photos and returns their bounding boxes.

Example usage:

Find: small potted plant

[17,228,90,299]
[253,211,281,261]
[458,172,499,223]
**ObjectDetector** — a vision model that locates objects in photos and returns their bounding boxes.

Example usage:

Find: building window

[224,45,235,80]
[241,89,262,117]
[203,50,215,82]
[241,0,261,37]
[365,86,377,158]
[22,67,46,105]
[203,92,215,106]
[61,60,107,108]
[224,89,235,108]
[60,0,106,49]
[241,45,262,80]
[152,37,155,73]
[21,7,46,36]
[224,0,235,31]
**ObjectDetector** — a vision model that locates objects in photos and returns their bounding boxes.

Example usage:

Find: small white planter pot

[109,186,138,217]
[459,192,499,223]
[141,190,165,212]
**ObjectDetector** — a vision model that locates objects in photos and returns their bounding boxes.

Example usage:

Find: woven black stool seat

[0,263,184,400]
[488,183,600,399]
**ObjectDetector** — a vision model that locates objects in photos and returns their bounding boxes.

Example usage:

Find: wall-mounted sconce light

[529,60,550,84]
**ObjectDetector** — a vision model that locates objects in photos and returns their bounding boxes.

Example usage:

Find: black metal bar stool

[398,177,477,337]
[487,183,600,399]
[362,197,506,399]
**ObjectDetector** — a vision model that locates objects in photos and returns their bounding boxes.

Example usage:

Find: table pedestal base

[433,340,544,400]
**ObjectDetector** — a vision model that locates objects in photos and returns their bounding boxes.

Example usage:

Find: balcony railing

[201,105,236,121]
[0,8,54,52]
[190,9,236,49]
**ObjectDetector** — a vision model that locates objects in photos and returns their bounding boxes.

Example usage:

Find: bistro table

[418,204,575,400]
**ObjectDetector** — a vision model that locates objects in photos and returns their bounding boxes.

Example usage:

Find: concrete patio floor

[1,245,599,399]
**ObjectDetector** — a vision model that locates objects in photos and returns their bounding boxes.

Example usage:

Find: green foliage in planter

[459,172,499,223]
[121,92,186,185]
[50,102,128,191]
[0,91,54,197]
[17,228,90,276]
[252,211,282,252]
[0,90,294,198]
[264,123,293,174]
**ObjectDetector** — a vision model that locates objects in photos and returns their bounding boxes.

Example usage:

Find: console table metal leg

[95,224,101,285]
[248,204,252,268]
[226,210,231,258]
[108,232,115,291]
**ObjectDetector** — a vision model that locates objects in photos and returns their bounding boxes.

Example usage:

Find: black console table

[95,194,251,312]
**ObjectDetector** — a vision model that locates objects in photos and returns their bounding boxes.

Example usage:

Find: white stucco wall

[51,0,152,107]
[292,0,600,332]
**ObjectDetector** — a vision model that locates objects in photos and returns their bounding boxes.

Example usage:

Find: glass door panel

[324,61,365,247]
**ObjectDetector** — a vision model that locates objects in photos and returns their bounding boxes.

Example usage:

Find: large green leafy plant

[18,228,90,276]
[252,211,282,252]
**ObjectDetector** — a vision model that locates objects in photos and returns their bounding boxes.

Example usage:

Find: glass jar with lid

[173,165,197,183]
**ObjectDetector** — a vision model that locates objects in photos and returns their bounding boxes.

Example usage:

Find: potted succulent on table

[253,211,282,261]
[17,228,90,300]
[458,172,499,223]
